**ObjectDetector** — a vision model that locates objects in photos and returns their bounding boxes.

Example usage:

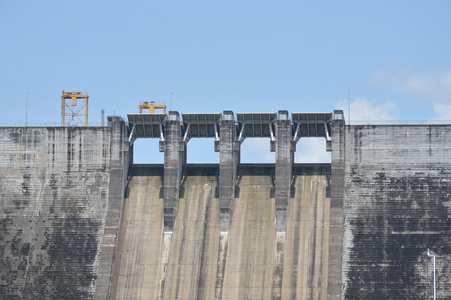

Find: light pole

[427,248,436,300]
[25,93,31,127]
[170,91,173,111]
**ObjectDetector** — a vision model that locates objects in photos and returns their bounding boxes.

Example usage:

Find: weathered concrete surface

[274,110,294,232]
[343,125,451,298]
[280,165,331,299]
[0,121,129,299]
[327,112,345,299]
[95,117,130,300]
[9,116,451,299]
[160,112,186,232]
[110,165,166,300]
[216,110,240,232]
[111,164,331,299]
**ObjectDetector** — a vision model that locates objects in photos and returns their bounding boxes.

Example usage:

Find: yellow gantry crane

[139,101,166,113]
[61,91,89,126]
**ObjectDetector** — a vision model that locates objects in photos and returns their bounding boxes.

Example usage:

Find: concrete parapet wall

[343,125,451,298]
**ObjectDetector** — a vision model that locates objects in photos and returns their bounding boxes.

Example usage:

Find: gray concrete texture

[0,118,129,300]
[111,164,331,299]
[216,110,240,232]
[2,111,451,299]
[0,127,111,299]
[274,111,294,232]
[342,125,451,299]
[160,112,186,232]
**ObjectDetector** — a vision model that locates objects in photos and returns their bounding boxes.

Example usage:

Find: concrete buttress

[160,111,185,231]
[274,110,294,232]
[216,111,240,232]
[327,110,345,299]
[95,116,130,300]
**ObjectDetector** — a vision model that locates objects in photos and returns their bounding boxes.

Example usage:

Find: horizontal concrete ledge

[132,163,331,167]
[129,164,331,179]
[130,163,331,175]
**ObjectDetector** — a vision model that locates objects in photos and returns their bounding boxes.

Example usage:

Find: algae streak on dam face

[111,164,331,300]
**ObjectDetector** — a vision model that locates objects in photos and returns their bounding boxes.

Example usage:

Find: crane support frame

[61,91,89,127]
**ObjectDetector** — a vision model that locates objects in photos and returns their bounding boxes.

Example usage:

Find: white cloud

[241,138,274,163]
[241,137,331,164]
[335,98,397,124]
[431,103,451,121]
[370,68,451,104]
[370,67,451,121]
[295,138,330,163]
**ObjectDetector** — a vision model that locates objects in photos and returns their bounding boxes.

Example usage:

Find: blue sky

[1,1,450,163]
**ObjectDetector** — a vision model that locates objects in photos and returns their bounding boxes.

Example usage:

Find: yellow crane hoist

[139,101,166,113]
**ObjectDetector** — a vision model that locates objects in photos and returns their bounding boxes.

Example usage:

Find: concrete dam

[1,110,450,299]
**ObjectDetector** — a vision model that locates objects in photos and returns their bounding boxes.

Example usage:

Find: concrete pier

[216,111,240,232]
[95,117,130,300]
[327,110,346,299]
[273,110,295,232]
[160,111,186,231]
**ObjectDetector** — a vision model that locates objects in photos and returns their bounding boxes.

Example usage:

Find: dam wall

[343,125,451,298]
[0,117,129,299]
[2,109,451,299]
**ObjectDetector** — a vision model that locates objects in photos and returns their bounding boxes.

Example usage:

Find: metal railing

[1,119,451,127]
[348,120,451,125]
[0,122,105,127]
